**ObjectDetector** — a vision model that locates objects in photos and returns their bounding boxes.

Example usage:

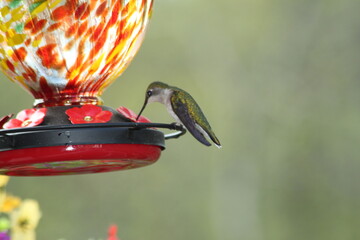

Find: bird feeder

[0,0,185,176]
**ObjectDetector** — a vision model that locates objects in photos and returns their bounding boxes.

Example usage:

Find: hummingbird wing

[171,90,220,147]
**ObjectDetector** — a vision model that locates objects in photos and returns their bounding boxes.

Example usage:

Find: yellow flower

[1,194,21,213]
[0,191,6,209]
[11,199,41,233]
[0,176,9,188]
[11,230,36,240]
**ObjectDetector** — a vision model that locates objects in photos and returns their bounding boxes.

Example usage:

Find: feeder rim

[0,122,186,140]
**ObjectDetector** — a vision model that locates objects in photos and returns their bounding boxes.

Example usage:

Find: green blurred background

[1,0,360,239]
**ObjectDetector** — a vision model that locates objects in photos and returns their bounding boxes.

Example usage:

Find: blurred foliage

[1,0,360,239]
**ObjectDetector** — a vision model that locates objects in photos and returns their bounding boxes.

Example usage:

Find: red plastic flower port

[65,105,113,124]
[0,114,14,129]
[3,108,46,129]
[117,106,151,123]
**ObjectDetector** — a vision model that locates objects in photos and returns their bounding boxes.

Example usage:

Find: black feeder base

[0,106,185,176]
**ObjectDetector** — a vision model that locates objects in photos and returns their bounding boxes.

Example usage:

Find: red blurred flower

[107,224,119,240]
[65,105,112,124]
[117,106,151,123]
[3,108,46,129]
[0,114,14,129]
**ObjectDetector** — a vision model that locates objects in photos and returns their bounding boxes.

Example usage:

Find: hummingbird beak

[136,97,149,121]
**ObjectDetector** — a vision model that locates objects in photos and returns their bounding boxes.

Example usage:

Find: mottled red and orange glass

[0,0,153,107]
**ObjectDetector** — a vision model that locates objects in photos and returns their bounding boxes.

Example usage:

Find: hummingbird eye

[147,90,153,97]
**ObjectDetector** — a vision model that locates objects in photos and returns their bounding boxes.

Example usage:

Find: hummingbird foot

[170,122,183,129]
[164,122,187,140]
[169,122,186,132]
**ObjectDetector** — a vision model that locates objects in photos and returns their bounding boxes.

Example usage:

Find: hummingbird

[136,82,221,148]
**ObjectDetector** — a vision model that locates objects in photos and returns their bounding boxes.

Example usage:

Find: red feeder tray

[0,144,161,176]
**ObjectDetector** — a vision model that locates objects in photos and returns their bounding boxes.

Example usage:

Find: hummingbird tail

[214,143,222,149]
[193,123,221,148]
[209,133,222,149]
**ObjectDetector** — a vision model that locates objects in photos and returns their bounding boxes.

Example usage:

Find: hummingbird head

[136,82,171,120]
